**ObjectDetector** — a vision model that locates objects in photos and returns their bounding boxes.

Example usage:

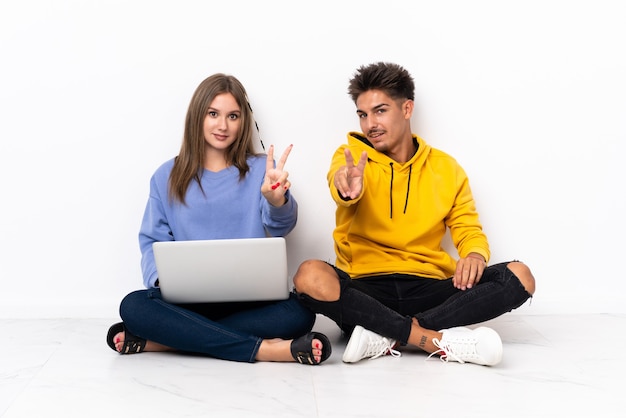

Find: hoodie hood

[347,132,431,218]
[347,132,431,168]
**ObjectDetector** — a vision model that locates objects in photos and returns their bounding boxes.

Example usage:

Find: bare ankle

[409,320,442,354]
[256,339,292,362]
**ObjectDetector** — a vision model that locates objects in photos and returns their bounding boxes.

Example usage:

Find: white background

[1,0,624,317]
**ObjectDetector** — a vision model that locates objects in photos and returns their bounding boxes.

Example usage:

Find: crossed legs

[293,259,536,355]
[108,289,329,364]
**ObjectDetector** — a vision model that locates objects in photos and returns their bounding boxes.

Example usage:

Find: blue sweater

[138,155,298,288]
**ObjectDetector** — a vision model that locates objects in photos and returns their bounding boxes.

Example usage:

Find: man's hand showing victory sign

[334,149,367,200]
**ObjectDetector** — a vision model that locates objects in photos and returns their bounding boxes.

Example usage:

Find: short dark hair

[347,62,415,103]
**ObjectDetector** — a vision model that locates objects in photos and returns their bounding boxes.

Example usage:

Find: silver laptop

[153,237,290,304]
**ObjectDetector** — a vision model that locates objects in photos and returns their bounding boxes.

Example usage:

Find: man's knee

[293,259,320,289]
[507,261,536,295]
[293,259,340,301]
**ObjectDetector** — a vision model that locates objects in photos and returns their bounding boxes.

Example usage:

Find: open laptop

[152,237,290,304]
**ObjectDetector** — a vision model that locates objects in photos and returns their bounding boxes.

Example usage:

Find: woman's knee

[507,261,536,295]
[119,289,149,319]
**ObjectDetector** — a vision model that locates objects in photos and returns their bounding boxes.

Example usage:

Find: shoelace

[427,337,478,363]
[365,337,402,360]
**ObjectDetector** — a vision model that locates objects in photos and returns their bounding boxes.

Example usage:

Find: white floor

[1,313,623,417]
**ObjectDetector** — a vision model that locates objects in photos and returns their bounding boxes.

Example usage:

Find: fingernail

[271,182,280,190]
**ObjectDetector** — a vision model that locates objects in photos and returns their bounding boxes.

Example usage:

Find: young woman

[106,73,331,365]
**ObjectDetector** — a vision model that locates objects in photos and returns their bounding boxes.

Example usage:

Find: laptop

[152,237,291,304]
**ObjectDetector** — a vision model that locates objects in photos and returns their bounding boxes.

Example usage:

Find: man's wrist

[466,253,486,263]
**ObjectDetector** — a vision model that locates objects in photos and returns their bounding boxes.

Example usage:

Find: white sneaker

[342,325,401,363]
[427,326,503,366]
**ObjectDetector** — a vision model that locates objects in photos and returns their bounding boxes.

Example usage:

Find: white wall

[1,0,624,317]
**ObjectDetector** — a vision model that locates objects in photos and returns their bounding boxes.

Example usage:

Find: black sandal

[290,332,332,365]
[106,322,147,354]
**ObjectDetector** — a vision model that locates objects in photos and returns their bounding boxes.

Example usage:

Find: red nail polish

[271,182,280,190]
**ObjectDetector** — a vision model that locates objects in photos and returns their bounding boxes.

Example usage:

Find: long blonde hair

[169,73,256,204]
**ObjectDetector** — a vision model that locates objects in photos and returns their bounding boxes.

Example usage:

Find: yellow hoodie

[328,132,490,279]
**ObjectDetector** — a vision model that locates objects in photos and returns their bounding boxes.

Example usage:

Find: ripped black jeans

[297,261,531,343]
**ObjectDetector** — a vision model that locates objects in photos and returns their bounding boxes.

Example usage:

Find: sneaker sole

[475,327,503,366]
[342,325,366,363]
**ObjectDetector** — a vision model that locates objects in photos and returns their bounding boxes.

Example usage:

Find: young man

[293,62,535,366]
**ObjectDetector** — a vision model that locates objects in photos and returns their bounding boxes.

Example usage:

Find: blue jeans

[297,261,531,343]
[119,288,315,362]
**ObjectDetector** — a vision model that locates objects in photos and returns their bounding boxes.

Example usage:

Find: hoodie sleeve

[446,164,490,263]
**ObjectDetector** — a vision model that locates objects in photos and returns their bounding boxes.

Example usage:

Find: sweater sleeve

[138,174,173,288]
[261,190,298,237]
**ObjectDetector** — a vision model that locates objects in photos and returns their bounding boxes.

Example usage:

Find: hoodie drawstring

[403,165,412,214]
[388,162,413,218]
[389,162,394,218]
